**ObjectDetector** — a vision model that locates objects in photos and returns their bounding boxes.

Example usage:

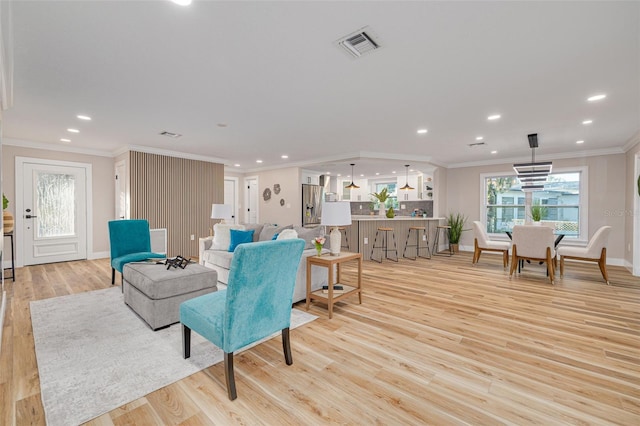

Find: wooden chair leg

[547,247,554,285]
[472,239,479,264]
[560,256,565,277]
[599,248,610,285]
[509,246,518,277]
[111,268,115,285]
[182,324,191,359]
[224,352,238,400]
[282,327,293,365]
[503,250,508,269]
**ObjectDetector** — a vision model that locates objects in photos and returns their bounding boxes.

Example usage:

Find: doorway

[224,177,238,224]
[16,157,91,266]
[245,176,258,224]
[114,159,127,220]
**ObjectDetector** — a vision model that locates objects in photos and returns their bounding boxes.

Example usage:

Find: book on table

[322,285,344,294]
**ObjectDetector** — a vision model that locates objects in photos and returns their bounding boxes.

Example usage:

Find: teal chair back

[108,219,164,284]
[180,238,305,400]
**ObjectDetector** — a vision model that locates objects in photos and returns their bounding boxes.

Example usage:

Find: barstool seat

[338,226,350,251]
[403,226,431,260]
[370,227,398,262]
[433,225,453,256]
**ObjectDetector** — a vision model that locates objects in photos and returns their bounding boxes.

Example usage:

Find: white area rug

[30,287,317,426]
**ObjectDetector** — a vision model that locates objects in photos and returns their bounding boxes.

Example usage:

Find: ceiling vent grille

[337,27,380,58]
[468,142,486,147]
[159,131,182,138]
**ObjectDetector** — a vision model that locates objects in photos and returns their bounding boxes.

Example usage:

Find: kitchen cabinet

[398,174,423,201]
[301,170,321,185]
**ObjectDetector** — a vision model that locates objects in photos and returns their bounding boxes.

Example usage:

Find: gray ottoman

[123,262,218,330]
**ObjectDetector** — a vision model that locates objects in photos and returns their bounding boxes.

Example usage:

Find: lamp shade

[211,204,232,220]
[320,201,352,226]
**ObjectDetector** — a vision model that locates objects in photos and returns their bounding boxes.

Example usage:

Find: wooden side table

[305,252,362,318]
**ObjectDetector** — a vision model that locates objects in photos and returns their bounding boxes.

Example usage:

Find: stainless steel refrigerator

[302,184,323,226]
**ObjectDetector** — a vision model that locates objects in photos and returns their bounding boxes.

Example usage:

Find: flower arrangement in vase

[314,236,326,256]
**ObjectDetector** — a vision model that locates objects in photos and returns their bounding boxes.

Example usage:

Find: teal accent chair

[108,219,165,285]
[180,238,305,400]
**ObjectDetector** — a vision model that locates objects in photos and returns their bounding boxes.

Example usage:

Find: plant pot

[450,243,459,253]
[533,221,541,226]
[378,207,386,217]
[3,210,14,233]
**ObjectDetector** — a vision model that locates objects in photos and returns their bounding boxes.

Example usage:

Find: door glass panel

[36,172,76,238]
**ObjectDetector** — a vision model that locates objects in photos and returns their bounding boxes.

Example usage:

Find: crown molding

[114,145,229,165]
[2,137,113,157]
[622,130,640,152]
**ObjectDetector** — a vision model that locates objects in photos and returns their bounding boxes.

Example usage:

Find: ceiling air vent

[468,142,486,147]
[159,131,182,139]
[337,27,380,58]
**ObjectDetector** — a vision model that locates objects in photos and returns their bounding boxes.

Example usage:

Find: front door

[20,159,88,265]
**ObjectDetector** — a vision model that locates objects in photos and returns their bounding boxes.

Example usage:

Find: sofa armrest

[198,236,214,265]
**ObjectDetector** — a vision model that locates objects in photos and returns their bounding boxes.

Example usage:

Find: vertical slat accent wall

[129,151,224,258]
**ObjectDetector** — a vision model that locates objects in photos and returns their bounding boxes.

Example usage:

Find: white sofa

[199,223,330,303]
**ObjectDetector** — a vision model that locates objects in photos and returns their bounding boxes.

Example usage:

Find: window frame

[479,166,588,242]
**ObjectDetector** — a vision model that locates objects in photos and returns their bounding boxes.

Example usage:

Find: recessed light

[234,164,240,167]
[76,115,91,121]
[256,160,263,163]
[171,0,192,6]
[491,150,497,154]
[576,140,585,144]
[587,94,606,102]
[60,138,71,143]
[375,172,380,176]
[476,136,484,141]
[337,174,341,177]
[582,120,593,125]
[325,172,331,175]
[392,171,396,174]
[360,174,364,177]
[487,114,501,121]
[417,129,428,134]
[67,128,79,133]
[281,155,289,159]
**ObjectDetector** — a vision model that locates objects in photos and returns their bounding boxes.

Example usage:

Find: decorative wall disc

[280,198,285,206]
[263,188,271,201]
[273,184,281,194]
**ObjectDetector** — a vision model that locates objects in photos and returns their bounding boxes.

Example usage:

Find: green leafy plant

[530,201,548,222]
[2,194,8,210]
[370,187,390,203]
[447,212,466,244]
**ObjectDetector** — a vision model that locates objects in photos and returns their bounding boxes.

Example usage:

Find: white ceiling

[4,1,639,178]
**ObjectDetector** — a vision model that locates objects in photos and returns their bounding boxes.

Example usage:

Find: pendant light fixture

[400,165,414,190]
[345,163,360,189]
[513,133,552,192]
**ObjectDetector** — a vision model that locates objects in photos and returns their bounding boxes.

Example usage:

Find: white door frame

[114,159,128,220]
[634,154,640,276]
[244,176,259,224]
[15,157,93,267]
[224,176,239,224]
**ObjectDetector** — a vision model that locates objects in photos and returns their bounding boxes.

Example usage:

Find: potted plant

[530,201,548,224]
[3,194,14,233]
[447,212,466,253]
[370,188,390,217]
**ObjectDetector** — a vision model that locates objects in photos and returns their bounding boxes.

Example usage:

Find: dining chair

[180,238,305,400]
[509,225,556,284]
[108,219,165,285]
[472,221,511,268]
[557,226,612,284]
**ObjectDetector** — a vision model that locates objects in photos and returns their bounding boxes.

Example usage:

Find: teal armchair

[108,219,165,285]
[180,238,305,400]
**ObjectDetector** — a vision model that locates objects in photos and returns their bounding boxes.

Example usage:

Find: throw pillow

[272,233,279,240]
[277,229,298,240]
[240,223,264,242]
[228,229,255,252]
[294,225,325,249]
[212,223,245,250]
[259,224,293,242]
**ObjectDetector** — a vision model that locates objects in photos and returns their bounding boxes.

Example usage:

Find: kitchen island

[342,216,446,260]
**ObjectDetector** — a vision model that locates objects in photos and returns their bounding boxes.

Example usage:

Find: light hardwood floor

[2,253,639,425]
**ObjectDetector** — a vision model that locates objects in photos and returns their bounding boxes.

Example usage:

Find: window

[481,169,587,240]
[373,181,398,209]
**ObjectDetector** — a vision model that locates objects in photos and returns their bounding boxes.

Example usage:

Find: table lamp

[320,201,352,256]
[211,204,232,224]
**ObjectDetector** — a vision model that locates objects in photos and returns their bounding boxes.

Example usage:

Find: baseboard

[88,251,109,260]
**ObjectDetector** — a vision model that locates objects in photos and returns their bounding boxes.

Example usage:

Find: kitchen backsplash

[349,201,433,217]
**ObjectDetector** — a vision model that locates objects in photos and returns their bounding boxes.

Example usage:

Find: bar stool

[338,226,350,251]
[403,226,431,260]
[432,225,453,256]
[370,227,398,263]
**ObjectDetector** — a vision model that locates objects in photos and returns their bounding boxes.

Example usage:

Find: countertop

[350,215,445,221]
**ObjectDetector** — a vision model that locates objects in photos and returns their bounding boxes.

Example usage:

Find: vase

[316,247,322,257]
[3,210,14,233]
[378,207,386,217]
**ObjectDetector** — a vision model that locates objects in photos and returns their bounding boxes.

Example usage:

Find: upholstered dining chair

[108,219,165,285]
[180,238,305,400]
[472,220,511,268]
[557,226,612,285]
[509,225,556,284]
